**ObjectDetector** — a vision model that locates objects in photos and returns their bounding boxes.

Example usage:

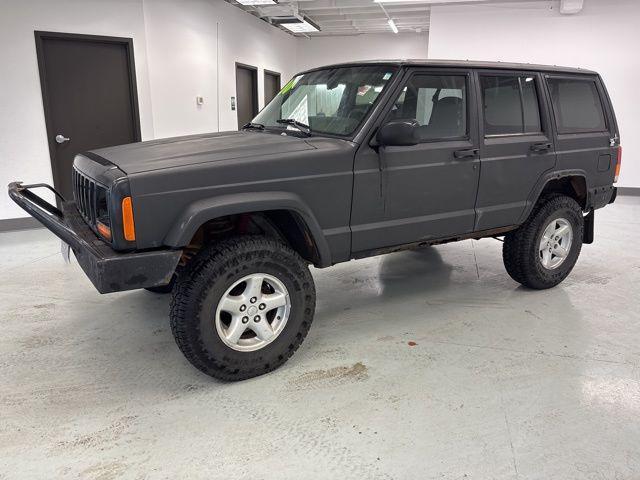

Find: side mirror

[377,119,419,147]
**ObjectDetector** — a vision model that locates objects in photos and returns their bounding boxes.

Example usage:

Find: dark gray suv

[10,60,620,380]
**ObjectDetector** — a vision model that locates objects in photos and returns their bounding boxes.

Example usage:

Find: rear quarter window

[546,77,607,134]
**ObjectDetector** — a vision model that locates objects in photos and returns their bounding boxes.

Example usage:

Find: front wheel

[170,236,316,381]
[503,195,584,289]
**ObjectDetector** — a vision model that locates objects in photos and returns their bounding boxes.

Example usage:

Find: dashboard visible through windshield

[252,65,398,137]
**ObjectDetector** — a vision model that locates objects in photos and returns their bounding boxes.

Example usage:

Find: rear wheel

[503,195,583,289]
[170,236,315,381]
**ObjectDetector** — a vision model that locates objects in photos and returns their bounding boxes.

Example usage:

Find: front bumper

[8,182,181,294]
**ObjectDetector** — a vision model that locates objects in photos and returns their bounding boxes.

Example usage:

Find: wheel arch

[163,192,332,267]
[519,170,589,223]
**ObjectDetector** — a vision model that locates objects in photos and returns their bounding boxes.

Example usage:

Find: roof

[300,59,597,75]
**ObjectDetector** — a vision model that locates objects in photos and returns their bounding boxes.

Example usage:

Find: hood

[88,130,316,174]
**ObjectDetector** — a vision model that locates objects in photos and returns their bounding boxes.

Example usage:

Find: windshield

[252,65,397,137]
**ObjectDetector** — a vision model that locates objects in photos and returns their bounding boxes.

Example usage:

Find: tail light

[614,145,622,183]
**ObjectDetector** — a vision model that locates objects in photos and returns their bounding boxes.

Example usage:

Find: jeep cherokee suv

[9,60,620,380]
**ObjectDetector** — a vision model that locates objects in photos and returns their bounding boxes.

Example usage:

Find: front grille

[72,167,110,234]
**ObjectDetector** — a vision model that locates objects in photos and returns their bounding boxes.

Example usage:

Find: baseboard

[0,217,42,232]
[618,187,640,196]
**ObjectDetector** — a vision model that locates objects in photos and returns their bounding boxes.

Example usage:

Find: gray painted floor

[1,197,639,480]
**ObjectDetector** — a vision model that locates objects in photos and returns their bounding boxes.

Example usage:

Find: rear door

[475,70,556,230]
[545,74,616,201]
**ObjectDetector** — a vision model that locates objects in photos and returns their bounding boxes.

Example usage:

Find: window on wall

[480,75,542,136]
[388,74,467,141]
[547,77,606,134]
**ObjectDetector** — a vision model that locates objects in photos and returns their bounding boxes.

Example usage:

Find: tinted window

[481,75,541,136]
[547,77,606,133]
[388,74,467,141]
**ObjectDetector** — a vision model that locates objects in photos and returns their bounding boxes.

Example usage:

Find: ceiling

[226,0,571,37]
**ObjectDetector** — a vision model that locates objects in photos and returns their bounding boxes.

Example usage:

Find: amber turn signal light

[121,196,136,242]
[96,221,112,241]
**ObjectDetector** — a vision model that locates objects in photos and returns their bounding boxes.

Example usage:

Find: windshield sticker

[383,72,392,80]
[280,75,302,95]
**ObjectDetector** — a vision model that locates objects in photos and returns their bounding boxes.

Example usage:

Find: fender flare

[163,191,332,267]
[518,169,588,223]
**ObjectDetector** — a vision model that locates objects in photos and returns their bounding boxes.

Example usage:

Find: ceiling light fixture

[388,18,398,34]
[374,0,484,3]
[236,0,278,5]
[277,16,321,33]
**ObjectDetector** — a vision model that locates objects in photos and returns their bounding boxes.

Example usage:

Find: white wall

[0,0,154,220]
[295,33,429,72]
[0,0,297,220]
[428,0,640,188]
[143,0,297,138]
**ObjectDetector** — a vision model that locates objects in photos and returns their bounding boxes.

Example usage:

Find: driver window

[389,74,467,141]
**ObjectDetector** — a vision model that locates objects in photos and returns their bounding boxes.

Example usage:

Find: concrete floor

[1,197,639,480]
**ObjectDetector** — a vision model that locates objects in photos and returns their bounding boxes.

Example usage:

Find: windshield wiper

[242,122,265,131]
[276,119,312,136]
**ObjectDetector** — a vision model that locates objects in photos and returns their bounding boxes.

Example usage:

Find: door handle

[55,134,70,144]
[453,148,478,159]
[530,142,551,153]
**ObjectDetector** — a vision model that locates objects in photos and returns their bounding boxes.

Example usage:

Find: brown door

[264,70,281,105]
[235,63,258,129]
[35,31,141,201]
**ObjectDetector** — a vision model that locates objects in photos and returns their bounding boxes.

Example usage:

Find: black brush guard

[8,182,181,294]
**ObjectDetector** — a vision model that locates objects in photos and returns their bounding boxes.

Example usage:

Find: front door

[351,69,480,253]
[35,31,141,201]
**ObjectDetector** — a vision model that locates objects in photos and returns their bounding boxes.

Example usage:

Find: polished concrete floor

[1,197,639,479]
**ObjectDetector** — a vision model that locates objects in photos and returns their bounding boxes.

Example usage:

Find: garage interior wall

[0,0,154,221]
[295,33,429,72]
[1,0,638,222]
[428,0,640,188]
[142,0,298,139]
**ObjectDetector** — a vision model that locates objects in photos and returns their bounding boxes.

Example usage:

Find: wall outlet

[196,96,204,106]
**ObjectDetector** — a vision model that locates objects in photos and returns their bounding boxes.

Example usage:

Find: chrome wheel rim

[539,218,573,270]
[215,273,291,352]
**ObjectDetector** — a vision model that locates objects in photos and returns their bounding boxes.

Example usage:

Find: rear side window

[480,75,542,136]
[387,74,467,141]
[547,77,606,134]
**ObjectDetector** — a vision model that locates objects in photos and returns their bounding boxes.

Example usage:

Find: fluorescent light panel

[236,0,278,5]
[278,16,320,33]
[388,18,398,33]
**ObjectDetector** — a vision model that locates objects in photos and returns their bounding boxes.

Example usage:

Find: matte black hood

[87,130,316,175]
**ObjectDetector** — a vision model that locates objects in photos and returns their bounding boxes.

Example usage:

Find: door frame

[235,62,259,127]
[34,30,142,195]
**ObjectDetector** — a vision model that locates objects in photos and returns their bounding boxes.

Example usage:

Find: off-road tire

[170,236,316,381]
[503,194,583,289]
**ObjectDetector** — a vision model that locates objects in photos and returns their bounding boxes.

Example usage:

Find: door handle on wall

[55,134,70,144]
[453,148,478,159]
[530,142,552,153]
